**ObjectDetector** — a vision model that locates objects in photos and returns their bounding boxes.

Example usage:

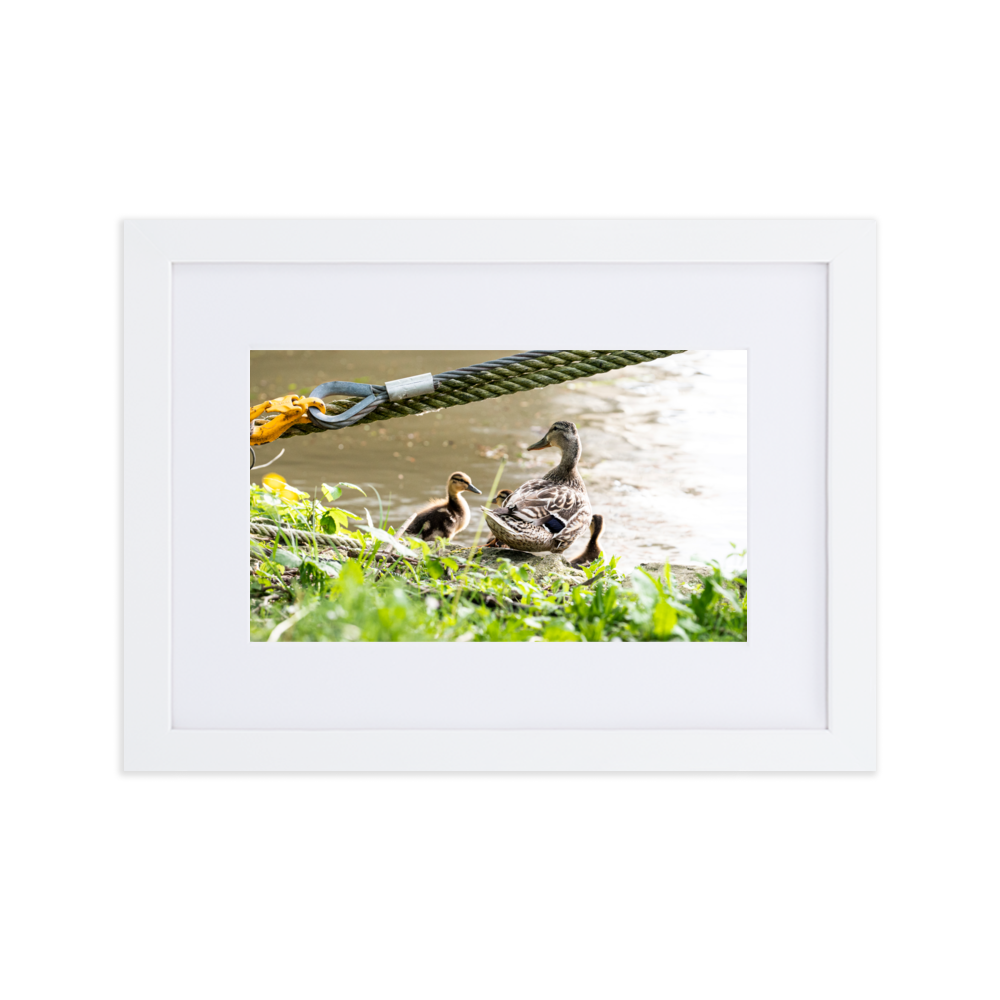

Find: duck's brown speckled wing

[502,480,588,526]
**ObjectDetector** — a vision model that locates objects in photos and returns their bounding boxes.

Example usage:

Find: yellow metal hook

[250,394,327,445]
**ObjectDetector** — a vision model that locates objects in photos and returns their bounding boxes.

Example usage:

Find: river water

[250,350,746,570]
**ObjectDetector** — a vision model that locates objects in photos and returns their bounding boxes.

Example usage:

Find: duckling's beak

[526,435,551,451]
[467,484,483,494]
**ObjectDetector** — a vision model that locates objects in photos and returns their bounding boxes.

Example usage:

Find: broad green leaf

[270,548,302,568]
[670,622,692,642]
[337,559,364,589]
[542,624,579,642]
[652,601,678,638]
[320,508,360,535]
[366,525,416,558]
[689,583,714,617]
[712,582,742,611]
[632,569,660,609]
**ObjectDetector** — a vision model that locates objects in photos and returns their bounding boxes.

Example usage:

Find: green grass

[250,481,747,643]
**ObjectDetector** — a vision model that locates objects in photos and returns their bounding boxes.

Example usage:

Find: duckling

[484,489,513,547]
[484,421,592,553]
[569,514,604,567]
[400,471,482,541]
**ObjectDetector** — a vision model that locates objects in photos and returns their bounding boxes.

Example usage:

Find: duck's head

[589,513,604,541]
[447,471,482,496]
[491,489,513,507]
[526,420,580,453]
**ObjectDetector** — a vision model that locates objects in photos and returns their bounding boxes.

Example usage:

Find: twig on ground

[253,448,286,470]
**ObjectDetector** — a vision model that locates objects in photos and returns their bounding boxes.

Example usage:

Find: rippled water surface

[251,350,746,570]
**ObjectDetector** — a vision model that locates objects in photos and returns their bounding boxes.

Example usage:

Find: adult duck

[483,421,591,553]
[400,471,482,541]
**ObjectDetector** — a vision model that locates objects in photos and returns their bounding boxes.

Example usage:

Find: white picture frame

[124,219,875,771]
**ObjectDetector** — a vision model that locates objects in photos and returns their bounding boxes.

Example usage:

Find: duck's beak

[467,484,483,494]
[526,435,551,451]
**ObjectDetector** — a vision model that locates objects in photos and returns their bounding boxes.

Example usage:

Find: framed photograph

[125,219,875,771]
